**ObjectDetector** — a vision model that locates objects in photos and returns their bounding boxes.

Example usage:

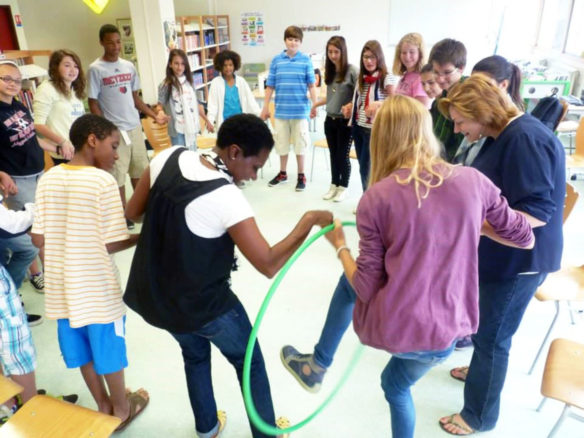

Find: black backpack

[530,96,565,132]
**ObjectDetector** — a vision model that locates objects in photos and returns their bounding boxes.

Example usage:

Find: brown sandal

[450,366,469,382]
[115,388,149,432]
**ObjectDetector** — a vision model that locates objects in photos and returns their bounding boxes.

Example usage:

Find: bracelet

[336,245,350,258]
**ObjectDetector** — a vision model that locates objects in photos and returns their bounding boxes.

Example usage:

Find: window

[537,0,584,57]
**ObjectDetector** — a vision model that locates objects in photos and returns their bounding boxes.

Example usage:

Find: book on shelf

[16,89,35,113]
[188,53,200,70]
[193,72,204,86]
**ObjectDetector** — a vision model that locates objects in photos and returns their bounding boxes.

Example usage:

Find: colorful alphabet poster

[241,12,264,46]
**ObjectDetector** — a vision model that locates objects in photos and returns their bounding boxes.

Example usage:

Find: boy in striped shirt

[31,114,147,431]
[260,25,317,191]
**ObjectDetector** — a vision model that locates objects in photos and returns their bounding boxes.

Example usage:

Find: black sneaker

[295,174,306,192]
[30,273,44,292]
[126,219,135,230]
[37,389,78,404]
[268,171,288,187]
[280,345,325,393]
[26,313,44,327]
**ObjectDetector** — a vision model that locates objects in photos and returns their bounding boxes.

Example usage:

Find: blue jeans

[0,234,38,290]
[313,274,356,368]
[382,344,455,438]
[170,133,197,151]
[461,273,547,431]
[352,125,371,191]
[170,300,276,438]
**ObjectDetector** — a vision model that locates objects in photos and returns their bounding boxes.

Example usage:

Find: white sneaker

[332,187,347,202]
[322,184,338,200]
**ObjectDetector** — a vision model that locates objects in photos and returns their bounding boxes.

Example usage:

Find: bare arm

[35,124,74,159]
[198,103,213,133]
[519,211,546,228]
[228,210,333,278]
[133,91,167,124]
[126,167,150,223]
[308,84,318,119]
[324,219,357,286]
[88,98,103,116]
[259,86,274,121]
[37,137,58,154]
[106,234,139,254]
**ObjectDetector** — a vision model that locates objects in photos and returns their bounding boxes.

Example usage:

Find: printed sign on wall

[241,12,264,46]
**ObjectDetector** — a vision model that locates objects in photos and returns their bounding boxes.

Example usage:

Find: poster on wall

[163,20,178,52]
[116,18,137,66]
[241,12,264,46]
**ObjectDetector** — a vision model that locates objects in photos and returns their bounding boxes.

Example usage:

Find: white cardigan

[207,75,261,128]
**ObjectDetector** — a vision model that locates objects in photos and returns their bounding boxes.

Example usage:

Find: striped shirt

[266,50,315,119]
[32,164,129,327]
[356,74,394,128]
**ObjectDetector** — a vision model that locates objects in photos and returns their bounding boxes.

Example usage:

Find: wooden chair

[309,138,358,182]
[537,338,584,438]
[527,183,582,374]
[0,375,120,437]
[141,117,171,157]
[566,117,584,176]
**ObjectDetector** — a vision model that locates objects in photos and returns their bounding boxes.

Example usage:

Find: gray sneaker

[280,345,325,393]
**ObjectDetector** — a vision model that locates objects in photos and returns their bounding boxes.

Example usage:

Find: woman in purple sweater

[281,95,534,438]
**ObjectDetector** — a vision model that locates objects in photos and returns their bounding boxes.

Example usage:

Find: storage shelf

[176,14,230,103]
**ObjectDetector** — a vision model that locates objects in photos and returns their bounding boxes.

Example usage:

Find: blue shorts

[57,317,128,375]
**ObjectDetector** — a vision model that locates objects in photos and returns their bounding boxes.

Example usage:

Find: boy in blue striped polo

[260,25,317,191]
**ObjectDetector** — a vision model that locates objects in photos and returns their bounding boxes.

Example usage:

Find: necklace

[201,152,232,177]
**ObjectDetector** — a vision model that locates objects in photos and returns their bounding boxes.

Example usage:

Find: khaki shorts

[274,118,310,155]
[110,125,149,186]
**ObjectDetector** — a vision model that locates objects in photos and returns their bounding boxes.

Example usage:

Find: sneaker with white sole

[268,171,288,187]
[322,184,337,200]
[26,313,44,327]
[332,187,347,202]
[295,174,306,192]
[280,345,325,393]
[30,272,44,293]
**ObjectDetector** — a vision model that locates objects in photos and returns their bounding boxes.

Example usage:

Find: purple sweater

[352,165,533,353]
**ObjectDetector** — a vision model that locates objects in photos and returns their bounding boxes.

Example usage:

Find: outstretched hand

[0,171,17,196]
[325,219,346,249]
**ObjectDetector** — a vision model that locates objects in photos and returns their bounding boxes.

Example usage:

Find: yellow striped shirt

[32,164,129,327]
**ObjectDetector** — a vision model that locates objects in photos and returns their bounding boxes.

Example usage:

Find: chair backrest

[563,182,579,224]
[0,375,23,405]
[531,96,566,132]
[575,117,584,156]
[141,117,171,156]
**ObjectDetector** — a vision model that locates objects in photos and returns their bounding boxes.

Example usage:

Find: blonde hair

[370,95,450,206]
[392,33,425,76]
[438,73,520,133]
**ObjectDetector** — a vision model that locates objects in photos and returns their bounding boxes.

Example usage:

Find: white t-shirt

[150,146,253,238]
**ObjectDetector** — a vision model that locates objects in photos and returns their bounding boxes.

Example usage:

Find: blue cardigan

[472,113,565,280]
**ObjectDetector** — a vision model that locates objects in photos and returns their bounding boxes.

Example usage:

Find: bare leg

[80,362,112,415]
[296,154,305,174]
[11,372,37,403]
[279,155,288,173]
[103,369,130,421]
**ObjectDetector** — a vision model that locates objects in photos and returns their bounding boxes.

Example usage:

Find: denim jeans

[382,344,455,438]
[0,173,41,289]
[461,273,547,431]
[170,133,197,151]
[170,300,276,438]
[313,274,356,369]
[352,125,371,191]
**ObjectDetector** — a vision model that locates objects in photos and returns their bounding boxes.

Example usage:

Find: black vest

[124,149,239,333]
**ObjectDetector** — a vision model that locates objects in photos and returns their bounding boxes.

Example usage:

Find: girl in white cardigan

[207,50,260,129]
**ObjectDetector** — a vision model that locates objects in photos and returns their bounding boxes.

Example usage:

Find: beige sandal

[439,413,475,435]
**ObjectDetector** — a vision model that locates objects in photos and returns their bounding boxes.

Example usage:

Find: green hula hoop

[242,221,364,436]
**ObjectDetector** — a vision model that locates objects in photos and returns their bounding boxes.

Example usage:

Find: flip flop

[439,413,475,435]
[450,366,469,382]
[115,388,149,432]
[276,416,290,438]
[216,410,227,436]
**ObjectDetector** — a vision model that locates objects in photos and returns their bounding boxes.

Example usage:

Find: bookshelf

[2,50,51,115]
[176,15,230,102]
